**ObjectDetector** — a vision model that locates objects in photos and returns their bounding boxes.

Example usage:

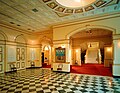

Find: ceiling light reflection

[56,0,96,8]
[75,0,81,2]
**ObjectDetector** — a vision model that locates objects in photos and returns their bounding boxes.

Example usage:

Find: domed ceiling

[0,0,119,32]
[43,0,119,16]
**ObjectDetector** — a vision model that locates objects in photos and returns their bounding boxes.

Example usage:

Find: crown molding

[53,11,120,29]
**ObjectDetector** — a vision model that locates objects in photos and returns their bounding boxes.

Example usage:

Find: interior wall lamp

[76,49,78,52]
[75,0,81,2]
[61,45,65,48]
[44,46,49,50]
[107,47,111,52]
[118,41,120,47]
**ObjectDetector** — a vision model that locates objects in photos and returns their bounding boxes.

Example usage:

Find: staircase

[85,48,98,63]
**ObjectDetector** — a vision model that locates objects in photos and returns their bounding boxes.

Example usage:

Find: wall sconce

[31,40,35,45]
[118,41,120,47]
[61,45,65,48]
[75,0,81,2]
[76,50,78,53]
[89,43,92,47]
[44,46,49,50]
[107,47,111,52]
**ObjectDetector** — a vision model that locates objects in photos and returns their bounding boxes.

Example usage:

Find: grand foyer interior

[0,0,120,77]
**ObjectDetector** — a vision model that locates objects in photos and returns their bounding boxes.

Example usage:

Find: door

[0,45,4,73]
[41,52,44,63]
[16,46,26,69]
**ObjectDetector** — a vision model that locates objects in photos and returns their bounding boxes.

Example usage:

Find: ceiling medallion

[56,0,96,8]
[42,0,116,16]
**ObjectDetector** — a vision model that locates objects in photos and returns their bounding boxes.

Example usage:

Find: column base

[113,64,120,76]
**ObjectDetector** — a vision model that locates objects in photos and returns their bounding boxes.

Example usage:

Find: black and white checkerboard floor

[0,68,120,93]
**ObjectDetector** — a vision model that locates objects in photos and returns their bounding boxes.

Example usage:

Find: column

[113,39,120,76]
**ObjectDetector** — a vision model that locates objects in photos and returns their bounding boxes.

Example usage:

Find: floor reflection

[0,68,120,93]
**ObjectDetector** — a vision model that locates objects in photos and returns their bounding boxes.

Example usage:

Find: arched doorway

[40,36,52,67]
[43,45,50,65]
[15,34,27,70]
[66,26,115,76]
[70,28,113,65]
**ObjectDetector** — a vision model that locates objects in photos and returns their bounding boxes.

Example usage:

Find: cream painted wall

[27,47,41,68]
[53,15,120,40]
[0,25,40,44]
[104,46,113,67]
[113,39,120,76]
[73,48,81,65]
[0,24,53,72]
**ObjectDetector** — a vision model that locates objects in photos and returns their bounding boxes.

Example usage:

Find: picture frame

[0,64,2,72]
[21,62,25,68]
[21,48,25,53]
[17,62,20,68]
[21,54,25,61]
[0,46,2,52]
[21,48,25,61]
[16,48,20,61]
[55,47,66,62]
[0,53,2,62]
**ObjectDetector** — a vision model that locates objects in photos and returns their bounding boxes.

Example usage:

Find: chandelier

[56,0,96,8]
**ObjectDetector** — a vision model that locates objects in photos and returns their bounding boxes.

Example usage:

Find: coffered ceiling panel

[0,0,119,32]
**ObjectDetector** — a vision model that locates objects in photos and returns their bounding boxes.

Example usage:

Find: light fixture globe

[56,0,96,8]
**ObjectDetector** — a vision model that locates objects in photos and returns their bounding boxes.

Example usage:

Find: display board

[55,47,65,62]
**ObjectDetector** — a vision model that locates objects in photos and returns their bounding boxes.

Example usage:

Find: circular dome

[56,0,96,8]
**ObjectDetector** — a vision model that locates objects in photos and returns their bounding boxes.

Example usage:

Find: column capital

[113,34,120,40]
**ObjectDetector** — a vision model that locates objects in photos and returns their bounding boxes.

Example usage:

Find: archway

[40,36,52,67]
[66,25,115,39]
[67,25,114,76]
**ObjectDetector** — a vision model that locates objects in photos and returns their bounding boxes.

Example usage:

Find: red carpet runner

[71,64,112,77]
[43,64,112,77]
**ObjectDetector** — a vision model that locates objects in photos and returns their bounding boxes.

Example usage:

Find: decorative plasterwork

[0,0,119,32]
[42,0,119,16]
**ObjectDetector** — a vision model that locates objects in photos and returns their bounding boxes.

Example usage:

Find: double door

[16,46,26,69]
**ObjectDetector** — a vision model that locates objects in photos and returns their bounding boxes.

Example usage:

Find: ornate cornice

[42,0,119,16]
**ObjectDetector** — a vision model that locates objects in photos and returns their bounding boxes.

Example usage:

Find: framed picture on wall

[0,64,2,72]
[21,48,25,61]
[21,62,25,68]
[17,62,20,68]
[55,47,66,62]
[16,48,20,61]
[21,54,25,61]
[0,53,2,62]
[21,48,25,53]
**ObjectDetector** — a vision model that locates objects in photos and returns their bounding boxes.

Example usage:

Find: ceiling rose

[56,0,96,8]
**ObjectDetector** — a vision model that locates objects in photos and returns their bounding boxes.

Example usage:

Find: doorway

[70,28,113,75]
[41,52,44,63]
[16,46,26,69]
